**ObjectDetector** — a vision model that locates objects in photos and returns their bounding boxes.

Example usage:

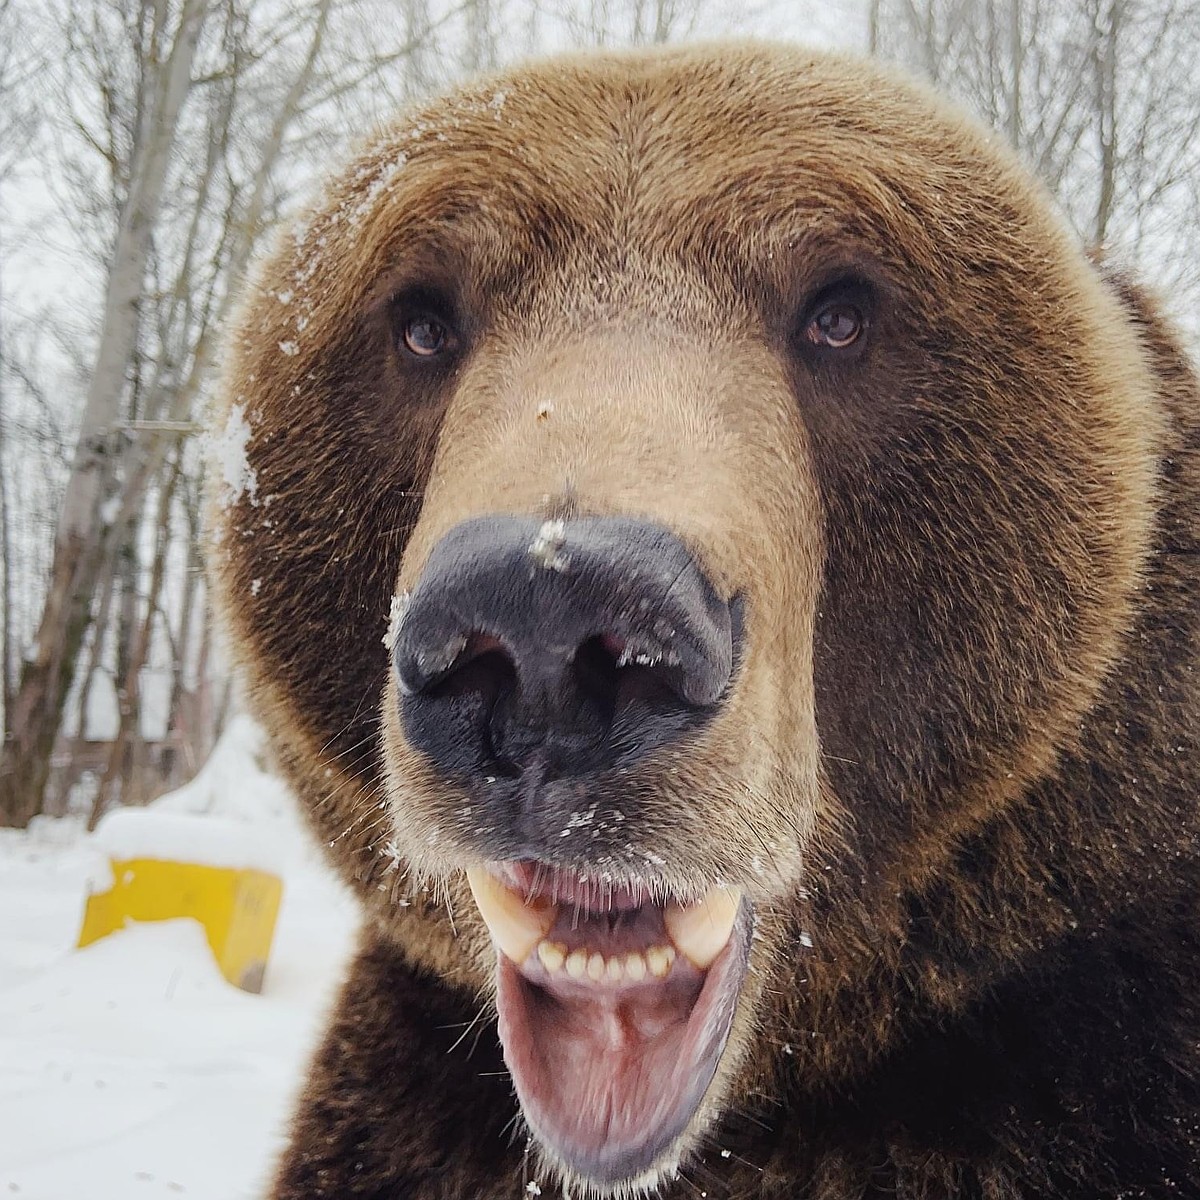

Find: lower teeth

[538,941,675,982]
[466,867,742,973]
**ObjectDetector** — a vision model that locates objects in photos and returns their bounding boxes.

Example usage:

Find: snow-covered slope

[0,720,362,1199]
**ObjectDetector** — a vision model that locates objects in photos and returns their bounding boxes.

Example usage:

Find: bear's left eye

[804,302,865,349]
[795,279,875,357]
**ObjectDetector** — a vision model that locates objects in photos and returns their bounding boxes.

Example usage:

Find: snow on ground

[0,718,362,1199]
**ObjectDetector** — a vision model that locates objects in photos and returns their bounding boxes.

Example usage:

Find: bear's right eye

[402,314,449,357]
[390,289,460,363]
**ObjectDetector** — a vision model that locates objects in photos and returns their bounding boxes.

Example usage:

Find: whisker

[444,1003,490,1055]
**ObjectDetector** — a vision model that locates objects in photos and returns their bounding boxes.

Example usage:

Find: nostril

[572,636,621,730]
[578,633,695,722]
[397,627,521,782]
[425,633,516,704]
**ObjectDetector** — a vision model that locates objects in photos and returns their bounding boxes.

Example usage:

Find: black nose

[393,515,737,783]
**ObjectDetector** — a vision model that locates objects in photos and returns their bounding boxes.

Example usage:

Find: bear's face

[215,44,1161,1196]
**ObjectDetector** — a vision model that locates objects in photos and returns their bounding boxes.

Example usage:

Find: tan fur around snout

[384,319,823,887]
[209,40,1200,1200]
[377,316,826,1190]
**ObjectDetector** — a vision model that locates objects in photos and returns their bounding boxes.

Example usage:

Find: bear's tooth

[537,941,566,973]
[624,951,648,981]
[465,868,557,964]
[605,955,625,983]
[565,949,588,979]
[646,945,675,978]
[663,886,742,969]
[587,952,606,981]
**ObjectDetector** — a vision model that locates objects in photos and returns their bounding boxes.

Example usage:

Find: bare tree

[871,0,1200,337]
[551,0,705,45]
[0,0,47,743]
[0,0,437,827]
[0,0,216,828]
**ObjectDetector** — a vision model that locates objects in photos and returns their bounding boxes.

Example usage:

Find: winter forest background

[1,0,1198,830]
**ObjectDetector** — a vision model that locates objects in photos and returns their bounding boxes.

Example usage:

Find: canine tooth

[646,945,675,978]
[624,952,647,981]
[664,886,742,969]
[565,949,588,979]
[537,941,566,973]
[465,868,556,964]
[587,952,606,981]
[605,955,625,982]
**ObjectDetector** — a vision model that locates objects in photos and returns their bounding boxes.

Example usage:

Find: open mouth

[467,864,753,1186]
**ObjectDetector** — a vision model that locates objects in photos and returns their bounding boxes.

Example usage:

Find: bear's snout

[393,513,738,789]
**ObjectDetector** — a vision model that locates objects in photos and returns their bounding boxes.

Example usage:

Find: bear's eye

[402,314,450,357]
[804,302,864,349]
[389,288,460,364]
[795,279,875,359]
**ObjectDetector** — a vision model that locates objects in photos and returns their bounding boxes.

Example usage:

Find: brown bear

[209,41,1200,1200]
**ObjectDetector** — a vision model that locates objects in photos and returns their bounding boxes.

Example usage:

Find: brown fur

[210,41,1200,1199]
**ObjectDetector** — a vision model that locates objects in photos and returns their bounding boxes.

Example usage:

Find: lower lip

[493,900,753,1184]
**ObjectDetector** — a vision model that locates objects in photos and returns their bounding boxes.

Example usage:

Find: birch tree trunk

[90,459,180,828]
[0,0,207,827]
[0,259,14,733]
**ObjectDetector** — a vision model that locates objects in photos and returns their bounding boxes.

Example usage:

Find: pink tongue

[496,956,716,1182]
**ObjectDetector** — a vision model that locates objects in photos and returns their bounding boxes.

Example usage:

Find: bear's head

[212,43,1162,1195]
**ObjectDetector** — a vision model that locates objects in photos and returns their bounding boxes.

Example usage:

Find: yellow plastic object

[78,857,283,993]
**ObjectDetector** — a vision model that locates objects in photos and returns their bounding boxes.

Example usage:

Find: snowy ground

[0,720,362,1199]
